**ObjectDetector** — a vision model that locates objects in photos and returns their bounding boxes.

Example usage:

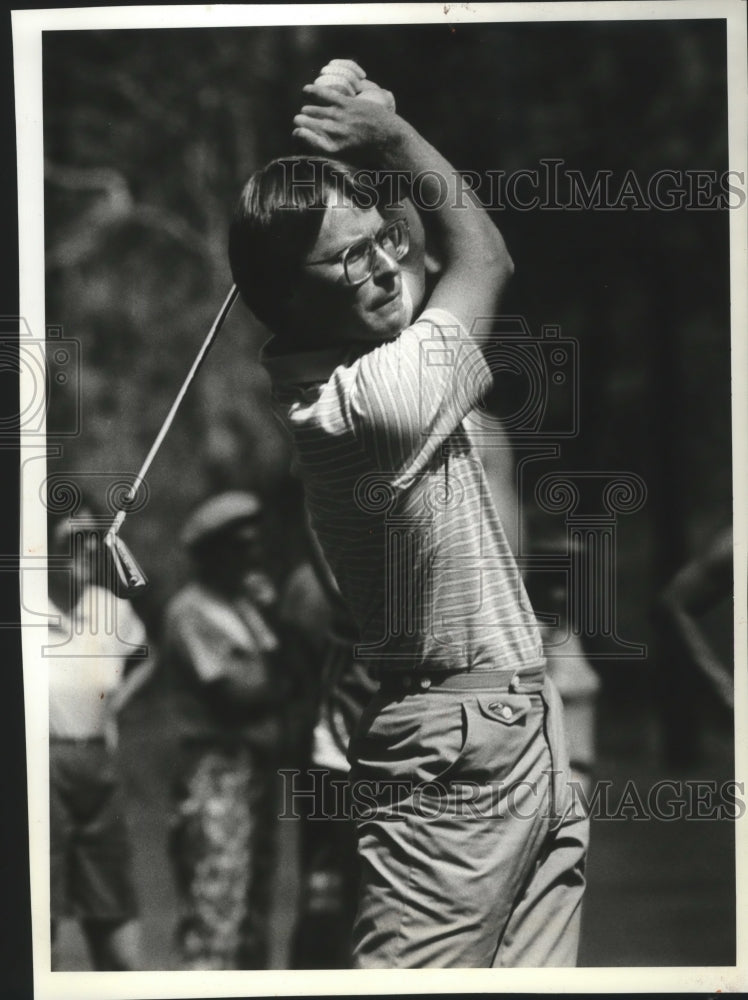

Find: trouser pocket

[437,693,543,786]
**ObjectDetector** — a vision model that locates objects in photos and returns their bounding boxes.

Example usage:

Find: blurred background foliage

[42,20,732,655]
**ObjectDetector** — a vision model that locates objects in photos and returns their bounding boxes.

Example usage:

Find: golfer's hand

[314,58,396,111]
[313,58,365,97]
[293,84,401,158]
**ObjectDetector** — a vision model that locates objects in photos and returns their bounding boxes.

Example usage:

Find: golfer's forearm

[381,118,511,284]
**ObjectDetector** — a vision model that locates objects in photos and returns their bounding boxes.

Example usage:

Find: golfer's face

[300,199,408,344]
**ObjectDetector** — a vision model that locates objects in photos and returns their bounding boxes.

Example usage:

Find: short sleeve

[347,307,493,477]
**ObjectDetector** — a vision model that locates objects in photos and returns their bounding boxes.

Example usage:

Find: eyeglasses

[306,218,410,286]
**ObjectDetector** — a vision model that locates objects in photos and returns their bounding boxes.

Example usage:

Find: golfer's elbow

[478,229,514,305]
[489,225,514,278]
[495,244,515,294]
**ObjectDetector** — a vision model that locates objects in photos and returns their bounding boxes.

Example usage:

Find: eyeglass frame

[304,217,410,287]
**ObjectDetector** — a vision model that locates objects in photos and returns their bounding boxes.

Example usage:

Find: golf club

[104,284,239,588]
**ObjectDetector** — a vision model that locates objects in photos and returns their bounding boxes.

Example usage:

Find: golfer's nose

[372,243,400,280]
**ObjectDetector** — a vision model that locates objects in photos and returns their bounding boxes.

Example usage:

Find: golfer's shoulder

[404,307,475,351]
[350,308,480,414]
[353,309,454,387]
[286,308,473,434]
[296,341,408,437]
[356,308,475,381]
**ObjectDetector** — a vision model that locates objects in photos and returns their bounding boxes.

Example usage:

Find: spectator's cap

[181,491,263,549]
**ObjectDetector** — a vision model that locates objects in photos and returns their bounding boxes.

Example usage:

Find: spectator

[160,491,285,969]
[654,525,733,766]
[48,513,151,970]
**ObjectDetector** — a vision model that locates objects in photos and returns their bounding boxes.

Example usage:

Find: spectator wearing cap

[160,492,284,969]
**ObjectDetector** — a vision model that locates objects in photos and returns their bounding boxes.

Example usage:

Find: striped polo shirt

[266,307,544,675]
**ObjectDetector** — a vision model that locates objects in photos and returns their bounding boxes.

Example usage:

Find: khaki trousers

[348,669,589,968]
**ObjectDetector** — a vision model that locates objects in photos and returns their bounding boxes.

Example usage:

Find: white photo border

[13,2,748,997]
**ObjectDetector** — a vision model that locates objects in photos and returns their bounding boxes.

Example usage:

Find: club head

[104,530,148,590]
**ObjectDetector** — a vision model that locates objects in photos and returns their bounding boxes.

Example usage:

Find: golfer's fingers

[357,78,396,110]
[315,72,357,97]
[317,59,366,94]
[302,83,348,107]
[323,58,366,79]
[292,125,336,154]
[294,112,334,132]
[299,104,340,120]
[293,110,345,134]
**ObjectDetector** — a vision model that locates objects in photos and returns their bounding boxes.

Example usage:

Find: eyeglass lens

[344,221,408,284]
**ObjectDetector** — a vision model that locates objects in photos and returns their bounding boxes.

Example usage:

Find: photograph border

[13,2,748,997]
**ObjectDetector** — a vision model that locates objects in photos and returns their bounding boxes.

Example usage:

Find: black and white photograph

[12,2,747,996]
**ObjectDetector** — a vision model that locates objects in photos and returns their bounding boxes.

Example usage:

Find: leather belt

[378,665,546,695]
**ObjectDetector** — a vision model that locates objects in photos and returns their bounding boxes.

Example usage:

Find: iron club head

[104,529,148,590]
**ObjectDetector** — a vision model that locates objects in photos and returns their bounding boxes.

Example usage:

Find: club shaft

[119,284,239,515]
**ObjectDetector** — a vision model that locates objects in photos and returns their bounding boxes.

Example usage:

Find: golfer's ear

[399,196,443,284]
[425,250,443,277]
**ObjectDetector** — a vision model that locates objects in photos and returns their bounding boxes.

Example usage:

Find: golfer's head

[229,157,413,348]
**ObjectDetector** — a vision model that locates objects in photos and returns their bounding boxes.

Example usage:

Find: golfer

[229,60,588,969]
